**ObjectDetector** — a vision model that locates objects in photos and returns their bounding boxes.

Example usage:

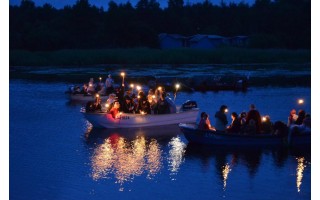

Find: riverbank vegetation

[10,48,310,66]
[10,0,310,51]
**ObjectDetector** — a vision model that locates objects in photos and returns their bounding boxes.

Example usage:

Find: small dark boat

[179,123,310,146]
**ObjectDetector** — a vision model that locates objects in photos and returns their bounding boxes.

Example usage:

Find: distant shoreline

[9,47,310,67]
[9,62,311,88]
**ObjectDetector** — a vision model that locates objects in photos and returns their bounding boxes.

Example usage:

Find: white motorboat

[82,107,199,129]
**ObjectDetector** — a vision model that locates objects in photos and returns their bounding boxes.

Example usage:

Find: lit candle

[224,108,228,113]
[137,85,141,91]
[262,116,267,122]
[175,84,180,90]
[120,72,125,86]
[298,99,304,104]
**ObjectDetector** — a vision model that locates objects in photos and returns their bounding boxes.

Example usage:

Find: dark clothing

[227,118,241,133]
[156,99,170,114]
[215,111,228,125]
[122,101,135,113]
[295,116,305,125]
[246,110,262,133]
[138,100,151,114]
[198,119,210,130]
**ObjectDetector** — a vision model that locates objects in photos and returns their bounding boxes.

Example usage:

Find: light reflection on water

[167,137,187,178]
[296,157,306,193]
[222,163,231,191]
[10,80,311,199]
[90,135,163,187]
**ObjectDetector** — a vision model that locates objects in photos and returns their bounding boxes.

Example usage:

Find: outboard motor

[181,100,197,111]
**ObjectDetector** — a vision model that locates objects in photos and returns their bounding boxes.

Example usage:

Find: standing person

[214,105,228,131]
[105,74,114,95]
[246,104,262,134]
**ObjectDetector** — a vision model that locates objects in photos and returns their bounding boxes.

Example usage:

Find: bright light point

[175,84,180,89]
[141,111,145,115]
[158,87,162,90]
[105,104,109,107]
[262,117,267,122]
[224,109,228,113]
[89,83,92,87]
[137,86,141,91]
[152,95,155,99]
[298,99,304,104]
[119,112,123,115]
[130,84,134,88]
[121,72,125,76]
[96,94,100,98]
[99,77,102,80]
[138,95,140,99]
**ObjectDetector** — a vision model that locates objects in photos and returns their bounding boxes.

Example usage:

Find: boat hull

[83,109,199,129]
[179,123,310,146]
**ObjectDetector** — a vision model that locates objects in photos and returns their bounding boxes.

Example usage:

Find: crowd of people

[198,104,311,136]
[84,75,177,118]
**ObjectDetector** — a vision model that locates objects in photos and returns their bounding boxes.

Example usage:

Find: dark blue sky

[10,0,255,9]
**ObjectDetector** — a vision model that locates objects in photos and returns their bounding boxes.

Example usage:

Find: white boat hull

[83,109,199,129]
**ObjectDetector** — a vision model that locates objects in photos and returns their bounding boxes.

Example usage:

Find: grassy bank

[9,47,310,67]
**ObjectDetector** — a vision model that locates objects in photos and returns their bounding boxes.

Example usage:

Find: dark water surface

[10,80,311,200]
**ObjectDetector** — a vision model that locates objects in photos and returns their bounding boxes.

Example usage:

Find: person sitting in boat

[198,112,215,131]
[85,96,102,112]
[93,96,102,111]
[294,109,306,125]
[214,105,228,131]
[287,109,298,127]
[239,112,246,125]
[147,89,157,113]
[105,74,114,95]
[246,104,262,134]
[137,92,151,114]
[105,93,117,112]
[156,93,170,114]
[239,111,247,133]
[261,115,273,134]
[87,78,96,95]
[226,112,241,133]
[122,95,135,113]
[273,121,288,136]
[290,113,311,134]
[70,85,81,94]
[109,101,120,119]
[245,119,257,135]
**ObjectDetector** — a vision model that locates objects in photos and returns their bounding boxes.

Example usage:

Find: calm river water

[10,79,311,200]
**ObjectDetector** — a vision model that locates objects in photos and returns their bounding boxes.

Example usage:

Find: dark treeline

[10,0,310,51]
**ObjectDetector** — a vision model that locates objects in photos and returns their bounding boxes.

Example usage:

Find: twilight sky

[9,0,255,9]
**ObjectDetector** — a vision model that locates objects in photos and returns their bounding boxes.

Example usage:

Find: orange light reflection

[90,135,162,186]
